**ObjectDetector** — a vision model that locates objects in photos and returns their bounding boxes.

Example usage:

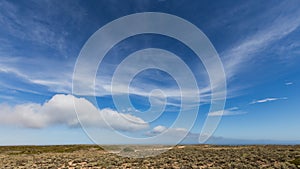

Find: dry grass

[0,145,299,168]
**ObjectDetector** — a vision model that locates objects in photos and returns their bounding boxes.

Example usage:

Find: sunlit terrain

[0,145,300,168]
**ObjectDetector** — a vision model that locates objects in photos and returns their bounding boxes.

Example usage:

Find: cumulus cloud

[0,94,149,131]
[152,125,167,133]
[146,125,203,144]
[250,97,287,104]
[147,125,189,137]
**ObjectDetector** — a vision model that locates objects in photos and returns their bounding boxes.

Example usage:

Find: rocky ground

[0,145,299,168]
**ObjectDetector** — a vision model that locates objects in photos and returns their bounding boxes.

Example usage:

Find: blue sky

[0,0,300,145]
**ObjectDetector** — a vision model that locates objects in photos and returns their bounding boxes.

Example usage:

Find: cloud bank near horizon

[0,94,149,131]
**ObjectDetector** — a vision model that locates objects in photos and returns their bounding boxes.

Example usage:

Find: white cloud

[208,107,246,117]
[250,97,288,104]
[152,125,167,133]
[0,94,149,131]
[222,1,300,79]
[0,1,85,94]
[0,56,74,94]
[148,125,189,137]
[71,2,300,108]
[285,82,293,86]
[0,0,85,54]
[1,1,298,112]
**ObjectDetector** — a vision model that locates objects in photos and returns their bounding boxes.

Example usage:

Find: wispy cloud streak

[208,107,246,117]
[222,1,300,79]
[250,97,287,104]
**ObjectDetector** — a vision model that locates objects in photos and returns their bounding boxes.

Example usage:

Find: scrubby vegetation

[290,157,300,167]
[0,145,299,168]
[0,145,103,155]
[122,147,135,152]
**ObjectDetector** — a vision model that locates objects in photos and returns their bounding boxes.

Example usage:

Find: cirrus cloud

[250,97,288,104]
[208,107,246,117]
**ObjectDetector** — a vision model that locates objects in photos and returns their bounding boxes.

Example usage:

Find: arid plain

[0,145,299,168]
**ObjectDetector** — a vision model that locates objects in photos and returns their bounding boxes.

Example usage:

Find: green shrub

[122,147,135,152]
[290,158,300,166]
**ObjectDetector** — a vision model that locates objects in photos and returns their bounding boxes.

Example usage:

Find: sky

[0,0,300,145]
